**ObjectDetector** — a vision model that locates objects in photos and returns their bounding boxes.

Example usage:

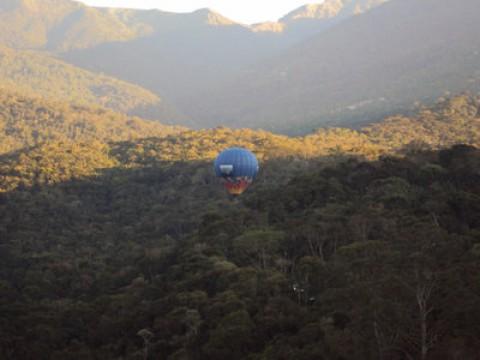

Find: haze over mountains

[0,0,479,133]
[0,45,176,117]
[203,0,480,133]
[0,0,387,51]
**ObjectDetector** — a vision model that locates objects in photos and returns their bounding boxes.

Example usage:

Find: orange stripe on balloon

[223,178,252,195]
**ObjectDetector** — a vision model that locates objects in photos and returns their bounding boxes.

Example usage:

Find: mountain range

[199,0,480,133]
[0,0,388,51]
[1,0,479,133]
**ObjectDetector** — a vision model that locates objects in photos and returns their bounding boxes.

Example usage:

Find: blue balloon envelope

[214,148,259,195]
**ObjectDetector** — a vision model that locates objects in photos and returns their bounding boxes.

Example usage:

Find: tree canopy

[1,91,480,359]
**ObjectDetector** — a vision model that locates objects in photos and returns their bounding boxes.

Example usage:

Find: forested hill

[0,88,184,154]
[0,46,181,122]
[200,0,480,133]
[363,94,480,151]
[0,91,480,359]
[1,88,479,164]
[1,0,478,132]
[0,143,479,359]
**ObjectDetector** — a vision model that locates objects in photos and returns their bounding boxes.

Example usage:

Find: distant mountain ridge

[1,0,478,134]
[0,0,394,130]
[253,0,389,33]
[0,0,137,51]
[282,0,389,22]
[55,0,391,128]
[195,0,480,134]
[0,0,245,52]
[0,0,389,50]
[282,2,345,22]
[2,0,385,51]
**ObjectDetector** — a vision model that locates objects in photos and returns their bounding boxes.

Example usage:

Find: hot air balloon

[214,147,259,196]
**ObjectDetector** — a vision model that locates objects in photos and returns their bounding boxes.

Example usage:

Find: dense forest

[1,88,479,158]
[0,89,185,155]
[0,90,480,359]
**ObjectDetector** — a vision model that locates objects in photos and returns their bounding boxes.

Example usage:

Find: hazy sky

[78,0,321,24]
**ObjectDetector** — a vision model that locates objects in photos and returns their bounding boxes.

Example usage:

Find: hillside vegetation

[0,0,385,52]
[1,1,479,358]
[0,0,145,51]
[0,46,181,121]
[0,89,184,154]
[1,84,480,359]
[198,0,480,133]
[364,94,480,151]
[1,89,479,160]
[4,0,476,134]
[0,137,479,359]
[58,0,479,133]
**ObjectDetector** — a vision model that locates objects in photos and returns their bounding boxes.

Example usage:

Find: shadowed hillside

[0,45,183,122]
[2,0,477,133]
[199,0,480,133]
[0,0,385,129]
[60,0,390,127]
[0,138,479,359]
